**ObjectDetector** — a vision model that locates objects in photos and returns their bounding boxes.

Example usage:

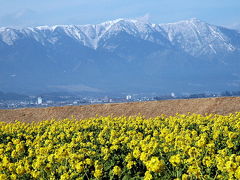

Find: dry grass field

[1,97,240,123]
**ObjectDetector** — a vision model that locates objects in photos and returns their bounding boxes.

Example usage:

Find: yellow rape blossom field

[0,113,240,179]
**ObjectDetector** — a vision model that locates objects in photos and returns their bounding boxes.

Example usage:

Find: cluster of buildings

[0,94,138,109]
[0,91,226,110]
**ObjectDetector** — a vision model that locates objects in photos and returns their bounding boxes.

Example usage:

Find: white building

[126,95,132,100]
[37,97,43,104]
[171,92,176,98]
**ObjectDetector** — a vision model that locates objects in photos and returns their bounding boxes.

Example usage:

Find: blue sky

[0,0,239,28]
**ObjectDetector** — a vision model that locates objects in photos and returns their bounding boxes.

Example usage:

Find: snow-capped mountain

[0,18,240,94]
[1,18,239,55]
[0,19,167,49]
[161,18,238,56]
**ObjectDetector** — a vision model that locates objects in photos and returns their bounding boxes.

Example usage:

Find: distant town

[0,93,155,109]
[0,90,239,109]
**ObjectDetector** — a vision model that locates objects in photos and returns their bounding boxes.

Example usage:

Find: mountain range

[0,18,240,95]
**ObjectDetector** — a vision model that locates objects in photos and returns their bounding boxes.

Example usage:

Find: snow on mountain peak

[100,18,125,26]
[160,18,237,56]
[0,18,239,56]
[0,28,20,45]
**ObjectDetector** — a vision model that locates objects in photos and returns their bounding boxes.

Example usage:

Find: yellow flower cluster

[0,113,240,179]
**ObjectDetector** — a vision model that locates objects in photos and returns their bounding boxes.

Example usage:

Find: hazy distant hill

[0,18,240,94]
[0,91,29,100]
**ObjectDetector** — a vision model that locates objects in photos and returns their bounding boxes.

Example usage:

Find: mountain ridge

[0,18,240,94]
[1,18,239,55]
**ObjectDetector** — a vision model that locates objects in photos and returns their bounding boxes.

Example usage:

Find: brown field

[1,97,240,123]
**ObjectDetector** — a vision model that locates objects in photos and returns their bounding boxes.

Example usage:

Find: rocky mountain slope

[0,18,240,94]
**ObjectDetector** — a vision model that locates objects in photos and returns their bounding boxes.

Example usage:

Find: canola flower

[0,113,240,179]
